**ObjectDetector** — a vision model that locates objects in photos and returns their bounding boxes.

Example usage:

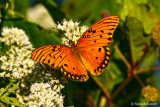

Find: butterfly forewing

[31,45,70,68]
[31,45,89,81]
[76,16,120,47]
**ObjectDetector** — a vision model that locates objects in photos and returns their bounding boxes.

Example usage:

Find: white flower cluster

[0,27,34,78]
[27,80,64,107]
[0,27,33,48]
[57,19,88,46]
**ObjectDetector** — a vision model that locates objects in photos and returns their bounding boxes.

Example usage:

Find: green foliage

[0,82,23,107]
[125,17,150,64]
[129,4,159,34]
[0,0,160,107]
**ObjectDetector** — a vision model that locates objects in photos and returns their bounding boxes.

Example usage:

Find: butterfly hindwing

[31,45,89,81]
[80,46,110,75]
[60,52,89,81]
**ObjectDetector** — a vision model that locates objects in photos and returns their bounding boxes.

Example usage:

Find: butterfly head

[69,40,76,47]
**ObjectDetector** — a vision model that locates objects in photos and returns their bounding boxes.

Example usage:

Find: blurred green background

[0,0,160,107]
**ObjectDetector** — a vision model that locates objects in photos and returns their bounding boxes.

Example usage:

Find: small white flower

[80,26,88,35]
[0,72,5,77]
[57,19,88,46]
[1,65,6,69]
[5,73,11,77]
[26,80,64,107]
[0,27,35,78]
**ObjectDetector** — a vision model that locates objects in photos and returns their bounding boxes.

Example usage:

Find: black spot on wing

[98,48,101,52]
[64,64,68,67]
[108,37,112,41]
[92,30,96,33]
[94,47,111,75]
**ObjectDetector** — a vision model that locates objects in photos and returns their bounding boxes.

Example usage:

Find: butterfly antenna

[40,62,47,69]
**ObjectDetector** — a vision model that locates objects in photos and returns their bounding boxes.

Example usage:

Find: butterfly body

[31,16,120,81]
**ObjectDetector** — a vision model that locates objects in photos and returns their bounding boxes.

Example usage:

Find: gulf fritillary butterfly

[31,16,120,81]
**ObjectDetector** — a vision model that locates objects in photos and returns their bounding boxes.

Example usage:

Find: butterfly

[31,16,120,81]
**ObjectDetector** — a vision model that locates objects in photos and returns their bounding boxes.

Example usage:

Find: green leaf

[46,0,58,7]
[7,83,18,93]
[88,89,101,106]
[1,97,22,106]
[0,0,9,9]
[10,0,29,16]
[1,97,11,105]
[148,0,160,16]
[7,97,21,106]
[97,62,123,92]
[0,88,5,97]
[128,4,159,34]
[61,0,122,26]
[125,17,150,64]
[141,49,157,69]
[0,83,21,106]
[119,0,148,20]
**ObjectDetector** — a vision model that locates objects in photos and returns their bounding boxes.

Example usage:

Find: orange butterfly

[31,16,120,81]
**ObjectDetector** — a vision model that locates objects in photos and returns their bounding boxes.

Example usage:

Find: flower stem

[90,75,113,107]
[111,77,132,100]
[114,45,131,70]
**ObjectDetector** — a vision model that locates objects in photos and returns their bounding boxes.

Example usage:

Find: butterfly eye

[83,35,86,38]
[87,35,90,38]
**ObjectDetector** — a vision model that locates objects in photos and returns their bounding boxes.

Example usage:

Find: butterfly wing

[80,46,111,75]
[31,45,88,81]
[77,16,120,47]
[77,16,120,75]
